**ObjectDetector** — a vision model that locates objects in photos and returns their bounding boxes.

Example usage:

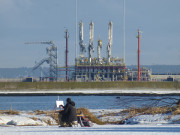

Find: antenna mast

[123,0,126,63]
[75,0,77,62]
[137,29,141,81]
[65,29,69,81]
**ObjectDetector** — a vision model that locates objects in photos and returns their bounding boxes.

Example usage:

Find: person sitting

[58,98,77,127]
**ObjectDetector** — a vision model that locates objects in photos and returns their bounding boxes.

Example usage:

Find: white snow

[1,89,180,134]
[1,89,180,95]
[1,109,180,135]
[1,125,180,135]
[0,112,57,126]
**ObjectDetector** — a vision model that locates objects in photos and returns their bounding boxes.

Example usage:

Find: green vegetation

[0,81,179,91]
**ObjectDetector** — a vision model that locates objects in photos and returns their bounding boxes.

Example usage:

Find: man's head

[66,98,71,103]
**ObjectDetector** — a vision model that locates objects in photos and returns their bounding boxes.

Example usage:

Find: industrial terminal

[24,21,152,82]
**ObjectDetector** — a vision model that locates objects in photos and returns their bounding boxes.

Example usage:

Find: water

[0,95,179,111]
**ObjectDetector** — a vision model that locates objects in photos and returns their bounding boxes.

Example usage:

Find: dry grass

[18,124,43,126]
[41,118,52,125]
[33,110,47,115]
[1,105,180,126]
[121,106,174,116]
[76,108,105,125]
[49,108,105,125]
[0,110,20,115]
[51,113,59,124]
[142,106,172,115]
[30,117,38,121]
[32,110,59,124]
[118,105,180,124]
[172,106,180,115]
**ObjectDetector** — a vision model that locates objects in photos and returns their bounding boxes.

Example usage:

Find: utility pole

[123,0,126,63]
[75,0,77,62]
[137,29,141,81]
[65,29,69,81]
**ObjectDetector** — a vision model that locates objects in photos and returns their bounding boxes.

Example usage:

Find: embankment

[0,81,179,91]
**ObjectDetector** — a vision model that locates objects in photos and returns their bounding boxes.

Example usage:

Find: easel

[52,96,64,114]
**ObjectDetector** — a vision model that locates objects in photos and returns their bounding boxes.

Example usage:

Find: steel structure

[25,41,58,81]
[88,22,94,65]
[74,21,126,82]
[79,21,86,57]
[107,21,113,64]
[97,37,102,64]
[65,29,69,81]
[137,29,141,81]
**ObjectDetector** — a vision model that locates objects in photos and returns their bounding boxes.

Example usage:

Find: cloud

[0,0,33,15]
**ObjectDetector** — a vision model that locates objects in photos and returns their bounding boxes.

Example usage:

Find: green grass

[0,81,179,90]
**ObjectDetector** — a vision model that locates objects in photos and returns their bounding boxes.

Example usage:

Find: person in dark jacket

[58,98,77,127]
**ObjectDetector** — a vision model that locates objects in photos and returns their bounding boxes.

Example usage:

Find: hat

[66,98,71,103]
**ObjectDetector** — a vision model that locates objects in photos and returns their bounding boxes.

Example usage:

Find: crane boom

[25,41,54,45]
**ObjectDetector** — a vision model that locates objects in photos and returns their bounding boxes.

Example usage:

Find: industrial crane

[25,41,58,81]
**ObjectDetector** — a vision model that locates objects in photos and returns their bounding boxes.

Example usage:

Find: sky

[0,0,180,68]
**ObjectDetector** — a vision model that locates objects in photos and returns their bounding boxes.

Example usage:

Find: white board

[56,100,64,108]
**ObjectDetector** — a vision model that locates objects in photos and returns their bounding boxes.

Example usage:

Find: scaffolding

[73,21,127,82]
[25,41,58,81]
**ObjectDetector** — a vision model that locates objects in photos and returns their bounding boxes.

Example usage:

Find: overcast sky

[0,0,180,68]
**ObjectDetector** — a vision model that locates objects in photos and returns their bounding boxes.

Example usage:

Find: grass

[1,105,180,126]
[41,118,52,125]
[117,105,180,124]
[0,81,179,90]
[33,110,48,115]
[172,105,180,115]
[76,108,105,125]
[50,113,59,124]
[49,108,105,125]
[0,110,20,115]
[30,117,38,121]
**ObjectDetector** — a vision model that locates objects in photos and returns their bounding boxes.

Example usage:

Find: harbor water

[0,95,180,111]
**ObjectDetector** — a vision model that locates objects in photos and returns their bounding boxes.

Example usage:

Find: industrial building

[26,21,151,82]
[73,21,127,81]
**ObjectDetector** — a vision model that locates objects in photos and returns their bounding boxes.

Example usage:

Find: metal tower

[25,41,58,81]
[79,21,86,57]
[65,29,69,81]
[88,21,94,64]
[107,21,113,64]
[137,29,141,81]
[97,37,102,64]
